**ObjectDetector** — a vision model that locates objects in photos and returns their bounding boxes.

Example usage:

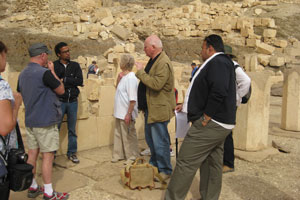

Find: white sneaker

[170,149,175,157]
[140,148,151,156]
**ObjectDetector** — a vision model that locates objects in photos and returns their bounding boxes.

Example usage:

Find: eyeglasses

[61,50,70,54]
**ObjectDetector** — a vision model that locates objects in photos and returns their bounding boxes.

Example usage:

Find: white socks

[44,183,53,196]
[30,178,38,189]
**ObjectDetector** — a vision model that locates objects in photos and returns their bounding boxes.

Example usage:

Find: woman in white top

[111,54,139,164]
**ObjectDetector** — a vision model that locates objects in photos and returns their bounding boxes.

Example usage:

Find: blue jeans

[144,110,172,175]
[58,101,78,157]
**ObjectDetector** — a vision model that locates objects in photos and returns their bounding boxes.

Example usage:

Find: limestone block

[97,116,115,147]
[241,26,254,37]
[190,12,200,19]
[80,14,90,22]
[163,29,179,36]
[15,14,27,21]
[51,14,72,23]
[77,87,88,118]
[182,5,194,13]
[89,23,103,32]
[269,56,285,67]
[281,68,300,131]
[86,79,101,101]
[98,85,115,117]
[261,18,275,28]
[257,54,271,66]
[58,117,99,154]
[254,8,263,15]
[111,25,130,41]
[77,56,87,69]
[113,45,124,53]
[104,48,114,58]
[94,8,112,21]
[256,42,275,55]
[263,29,277,38]
[237,18,253,30]
[73,16,80,23]
[246,38,260,47]
[107,53,118,63]
[81,24,87,33]
[125,43,135,53]
[274,39,288,48]
[88,32,99,40]
[98,31,108,40]
[101,16,115,26]
[284,47,300,57]
[234,72,283,151]
[254,18,262,26]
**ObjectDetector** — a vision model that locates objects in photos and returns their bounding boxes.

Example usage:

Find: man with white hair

[136,35,176,180]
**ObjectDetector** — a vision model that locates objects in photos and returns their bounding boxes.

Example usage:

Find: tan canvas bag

[120,157,167,190]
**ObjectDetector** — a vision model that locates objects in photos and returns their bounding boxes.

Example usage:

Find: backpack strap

[15,122,24,151]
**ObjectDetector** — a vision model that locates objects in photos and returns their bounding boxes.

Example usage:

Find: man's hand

[201,113,211,127]
[175,104,183,112]
[47,61,54,71]
[135,62,144,70]
[124,113,131,125]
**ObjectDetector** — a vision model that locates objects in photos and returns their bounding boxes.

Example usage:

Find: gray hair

[120,54,135,71]
[148,35,163,49]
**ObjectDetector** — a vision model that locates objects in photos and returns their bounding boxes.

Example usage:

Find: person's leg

[144,110,157,166]
[123,119,139,159]
[223,131,234,169]
[66,101,78,157]
[41,152,54,184]
[149,121,172,175]
[27,149,40,176]
[112,118,125,161]
[166,120,230,200]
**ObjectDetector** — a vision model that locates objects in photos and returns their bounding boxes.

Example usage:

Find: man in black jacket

[54,42,83,164]
[165,35,236,200]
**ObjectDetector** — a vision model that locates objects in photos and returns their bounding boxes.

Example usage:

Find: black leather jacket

[54,60,83,102]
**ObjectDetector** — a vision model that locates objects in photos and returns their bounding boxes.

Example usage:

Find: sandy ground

[10,96,300,200]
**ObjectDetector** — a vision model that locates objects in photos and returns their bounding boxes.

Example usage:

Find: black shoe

[68,154,80,164]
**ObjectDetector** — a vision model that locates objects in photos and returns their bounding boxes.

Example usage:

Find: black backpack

[234,64,252,104]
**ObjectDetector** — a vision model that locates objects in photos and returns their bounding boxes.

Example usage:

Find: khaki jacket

[136,51,176,124]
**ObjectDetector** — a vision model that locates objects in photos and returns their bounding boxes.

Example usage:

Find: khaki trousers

[112,118,139,160]
[165,119,231,200]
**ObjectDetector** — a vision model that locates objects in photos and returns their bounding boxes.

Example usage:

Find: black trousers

[223,131,235,168]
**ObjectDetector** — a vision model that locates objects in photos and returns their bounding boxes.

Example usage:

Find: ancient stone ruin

[1,0,300,154]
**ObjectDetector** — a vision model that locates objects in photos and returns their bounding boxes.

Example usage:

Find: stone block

[86,79,102,101]
[254,8,263,15]
[263,29,277,38]
[88,32,99,40]
[241,26,254,37]
[246,38,260,47]
[162,29,179,36]
[77,88,89,120]
[99,31,108,40]
[107,53,118,63]
[80,14,90,22]
[51,14,72,23]
[261,18,275,28]
[269,56,285,67]
[254,18,262,26]
[257,54,271,66]
[97,116,115,147]
[182,5,194,13]
[111,25,130,41]
[77,56,87,69]
[281,68,300,131]
[58,116,99,154]
[98,85,115,117]
[256,42,275,55]
[94,8,112,21]
[15,14,27,21]
[112,45,123,53]
[124,43,135,53]
[234,71,283,151]
[101,16,115,26]
[274,39,288,48]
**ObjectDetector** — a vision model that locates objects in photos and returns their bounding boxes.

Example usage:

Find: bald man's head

[144,35,163,59]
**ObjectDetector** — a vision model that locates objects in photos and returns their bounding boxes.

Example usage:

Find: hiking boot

[223,165,234,173]
[27,185,44,198]
[68,154,79,164]
[154,173,171,182]
[43,191,69,200]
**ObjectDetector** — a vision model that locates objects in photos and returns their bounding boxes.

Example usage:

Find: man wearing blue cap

[18,43,69,200]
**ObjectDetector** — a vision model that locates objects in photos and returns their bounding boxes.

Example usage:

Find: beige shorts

[26,125,59,152]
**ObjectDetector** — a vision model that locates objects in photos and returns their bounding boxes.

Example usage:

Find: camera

[8,149,28,166]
